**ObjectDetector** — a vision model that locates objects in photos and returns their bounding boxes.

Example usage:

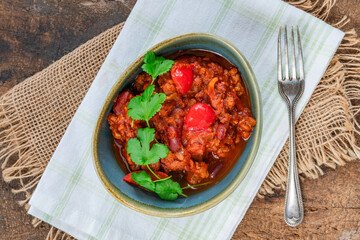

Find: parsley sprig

[132,171,187,200]
[131,171,155,192]
[127,85,166,127]
[142,51,174,84]
[131,170,210,200]
[127,51,173,126]
[127,128,169,166]
[126,128,187,200]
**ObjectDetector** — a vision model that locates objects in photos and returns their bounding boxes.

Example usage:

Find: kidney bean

[210,163,223,179]
[216,124,227,140]
[166,126,182,152]
[113,90,130,115]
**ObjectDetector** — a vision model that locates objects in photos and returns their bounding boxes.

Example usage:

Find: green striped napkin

[28,0,344,239]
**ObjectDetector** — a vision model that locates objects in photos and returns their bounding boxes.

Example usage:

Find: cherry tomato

[123,170,168,188]
[171,66,194,94]
[185,103,216,131]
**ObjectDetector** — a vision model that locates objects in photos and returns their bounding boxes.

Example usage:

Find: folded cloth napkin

[28,0,344,239]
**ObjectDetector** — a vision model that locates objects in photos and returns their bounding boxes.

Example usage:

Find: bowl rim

[92,32,262,217]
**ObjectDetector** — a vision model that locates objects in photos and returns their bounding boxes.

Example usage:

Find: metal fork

[277,26,305,227]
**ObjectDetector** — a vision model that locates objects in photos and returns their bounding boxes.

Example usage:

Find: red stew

[108,50,256,195]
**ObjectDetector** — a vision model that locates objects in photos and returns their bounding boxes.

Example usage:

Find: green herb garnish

[142,51,174,84]
[131,171,187,200]
[126,127,189,200]
[132,171,155,192]
[127,85,166,127]
[155,179,187,200]
[127,127,169,166]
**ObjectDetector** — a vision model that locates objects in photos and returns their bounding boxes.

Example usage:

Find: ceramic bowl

[92,33,262,217]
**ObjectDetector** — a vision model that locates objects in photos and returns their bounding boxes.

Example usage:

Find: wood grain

[0,0,359,239]
[235,161,360,239]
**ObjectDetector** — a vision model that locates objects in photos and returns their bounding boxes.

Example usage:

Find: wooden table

[0,1,359,239]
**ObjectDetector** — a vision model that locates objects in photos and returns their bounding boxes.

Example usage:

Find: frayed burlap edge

[0,23,124,208]
[0,96,45,206]
[0,1,359,239]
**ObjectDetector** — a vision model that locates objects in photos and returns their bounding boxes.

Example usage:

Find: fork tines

[278,26,304,82]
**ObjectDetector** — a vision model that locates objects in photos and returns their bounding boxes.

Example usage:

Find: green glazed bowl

[92,33,262,217]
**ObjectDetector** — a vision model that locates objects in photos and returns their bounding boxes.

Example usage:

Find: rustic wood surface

[0,1,359,239]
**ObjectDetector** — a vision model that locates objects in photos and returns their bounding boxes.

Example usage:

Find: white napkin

[28,0,344,239]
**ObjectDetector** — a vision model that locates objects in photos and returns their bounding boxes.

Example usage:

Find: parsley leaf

[131,171,155,192]
[130,171,187,201]
[127,85,166,126]
[155,179,186,201]
[142,51,175,83]
[127,128,169,166]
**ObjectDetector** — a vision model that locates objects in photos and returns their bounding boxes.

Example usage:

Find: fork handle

[284,103,304,226]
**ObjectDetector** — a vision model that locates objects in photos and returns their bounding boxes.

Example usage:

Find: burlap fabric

[0,0,359,239]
